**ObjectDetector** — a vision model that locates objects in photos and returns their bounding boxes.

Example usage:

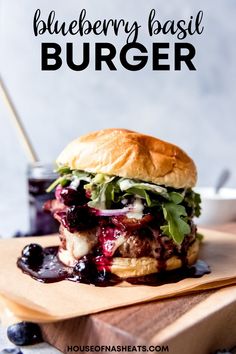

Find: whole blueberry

[7,322,43,346]
[0,349,23,354]
[21,244,44,266]
[60,187,87,206]
[60,187,79,206]
[74,257,98,282]
[74,259,87,274]
[66,206,96,230]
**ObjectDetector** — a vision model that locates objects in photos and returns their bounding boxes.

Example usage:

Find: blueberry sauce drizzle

[17,245,211,287]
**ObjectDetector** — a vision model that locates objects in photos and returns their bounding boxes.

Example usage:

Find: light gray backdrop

[0,0,235,236]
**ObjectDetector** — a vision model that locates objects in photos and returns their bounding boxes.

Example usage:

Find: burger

[45,128,201,281]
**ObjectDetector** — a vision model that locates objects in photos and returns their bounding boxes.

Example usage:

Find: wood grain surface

[41,223,236,354]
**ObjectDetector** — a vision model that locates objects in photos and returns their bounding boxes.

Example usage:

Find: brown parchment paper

[0,228,236,323]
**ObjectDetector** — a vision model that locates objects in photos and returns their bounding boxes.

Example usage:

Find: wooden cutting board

[40,223,236,354]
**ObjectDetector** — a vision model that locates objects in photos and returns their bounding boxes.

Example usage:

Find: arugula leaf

[193,192,201,217]
[88,184,106,209]
[46,169,201,246]
[169,192,184,204]
[160,225,172,237]
[72,170,93,183]
[47,168,92,193]
[56,165,72,175]
[46,175,71,193]
[118,179,169,199]
[184,189,202,217]
[72,170,91,178]
[162,202,191,244]
[196,232,204,242]
[87,175,117,209]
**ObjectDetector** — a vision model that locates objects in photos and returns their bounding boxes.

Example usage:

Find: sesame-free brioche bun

[57,128,197,189]
[110,239,200,278]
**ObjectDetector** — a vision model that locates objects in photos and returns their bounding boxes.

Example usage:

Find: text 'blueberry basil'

[33,9,204,71]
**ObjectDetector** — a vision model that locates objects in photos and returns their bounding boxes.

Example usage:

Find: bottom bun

[110,239,200,278]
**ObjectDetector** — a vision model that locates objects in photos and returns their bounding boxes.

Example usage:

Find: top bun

[57,129,197,188]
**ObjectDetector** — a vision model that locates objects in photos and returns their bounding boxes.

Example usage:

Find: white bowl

[195,187,236,226]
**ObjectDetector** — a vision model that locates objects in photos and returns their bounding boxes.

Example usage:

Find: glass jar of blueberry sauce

[28,162,59,235]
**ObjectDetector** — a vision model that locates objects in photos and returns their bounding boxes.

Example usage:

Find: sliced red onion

[55,185,63,200]
[91,198,145,217]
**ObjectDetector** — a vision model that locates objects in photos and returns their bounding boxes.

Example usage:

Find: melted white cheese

[127,198,144,220]
[63,227,97,259]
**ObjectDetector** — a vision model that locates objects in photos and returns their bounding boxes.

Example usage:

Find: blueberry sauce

[17,246,210,287]
[28,178,59,235]
[98,227,123,257]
